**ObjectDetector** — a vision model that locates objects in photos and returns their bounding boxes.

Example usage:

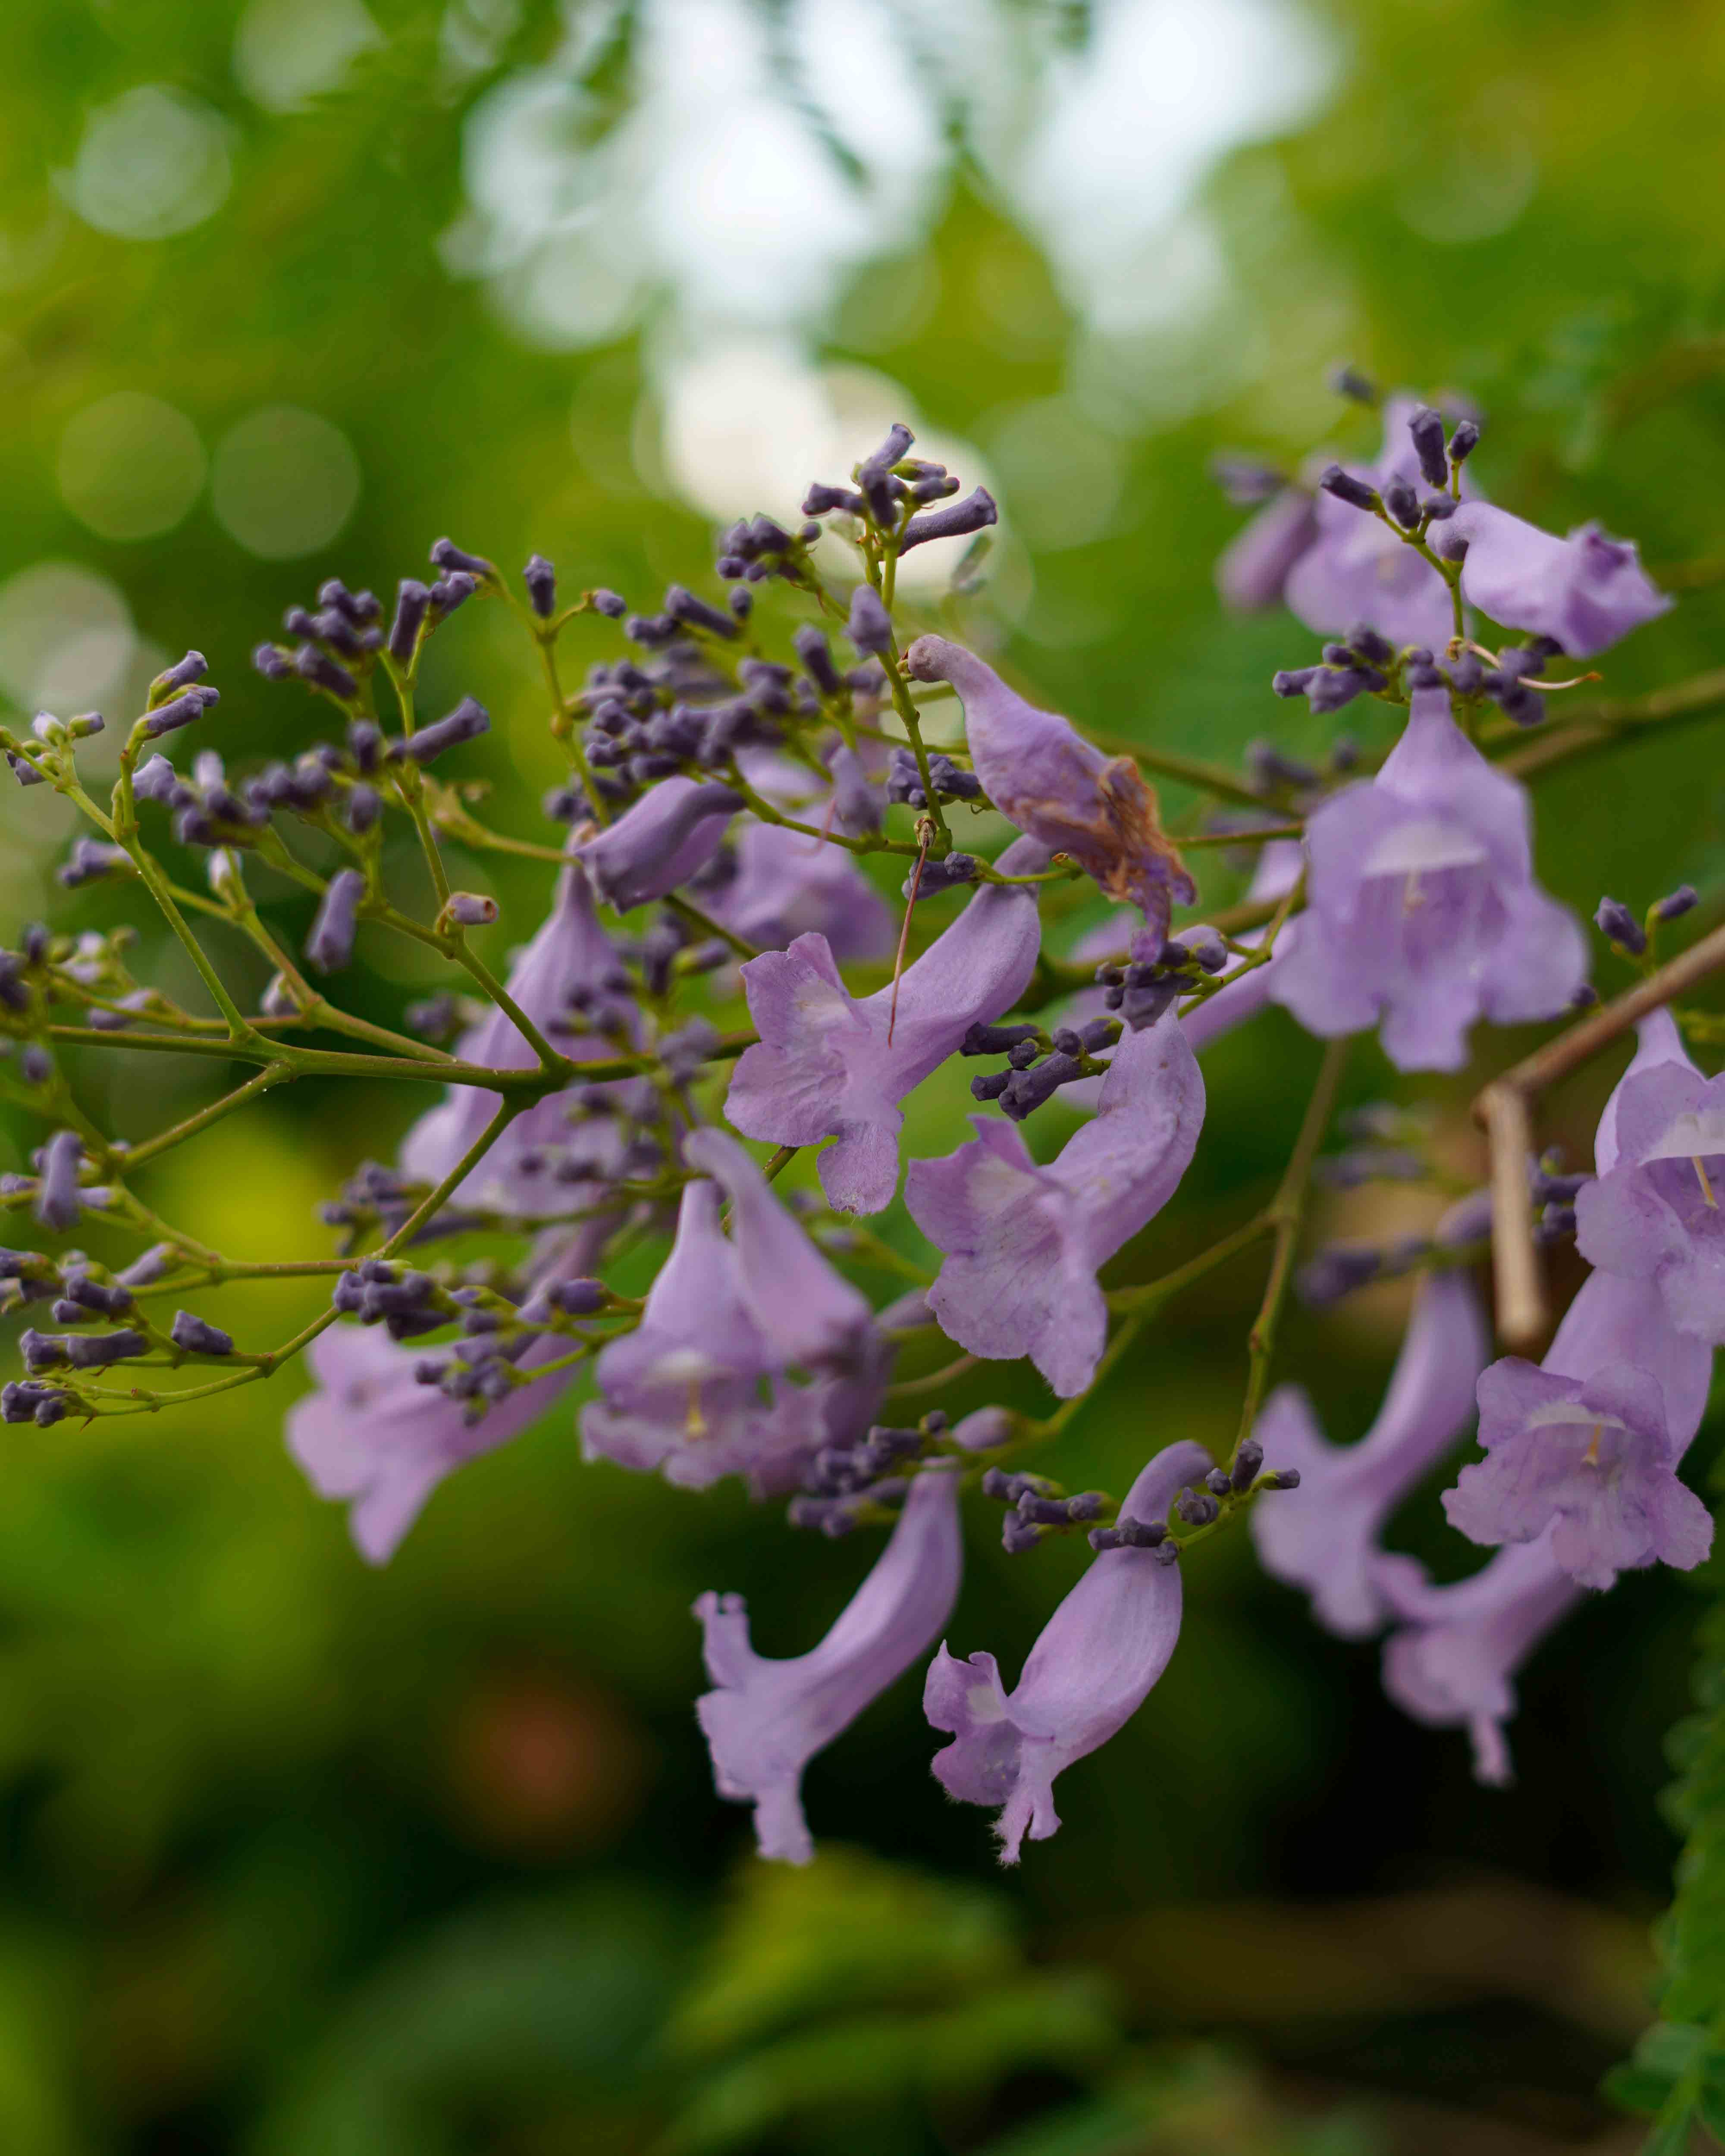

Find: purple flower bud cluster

[962,1015,1118,1119]
[1297,1190,1494,1308]
[884,746,982,809]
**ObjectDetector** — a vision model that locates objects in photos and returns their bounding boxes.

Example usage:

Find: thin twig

[887,821,932,1046]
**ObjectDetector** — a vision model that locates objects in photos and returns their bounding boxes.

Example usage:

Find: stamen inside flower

[1694,1156,1718,1210]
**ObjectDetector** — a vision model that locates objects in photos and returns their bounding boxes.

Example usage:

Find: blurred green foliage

[5,0,1725,2148]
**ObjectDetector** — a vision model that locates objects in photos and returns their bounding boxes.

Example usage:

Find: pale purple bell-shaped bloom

[1269,685,1587,1071]
[1574,1021,1725,1344]
[1593,1006,1690,1175]
[287,1224,610,1562]
[1375,1533,1581,1785]
[582,1126,883,1494]
[1442,1254,1714,1589]
[1443,1349,1712,1591]
[925,1438,1211,1863]
[694,1464,963,1864]
[902,636,1195,955]
[1435,503,1671,657]
[576,777,744,910]
[400,859,634,1212]
[724,836,1048,1214]
[1217,486,1320,611]
[1249,1266,1490,1636]
[1443,1009,1716,1587]
[904,1013,1204,1397]
[709,819,894,960]
[1282,398,1458,647]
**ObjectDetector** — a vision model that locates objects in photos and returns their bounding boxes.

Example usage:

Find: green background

[3,1,1725,2147]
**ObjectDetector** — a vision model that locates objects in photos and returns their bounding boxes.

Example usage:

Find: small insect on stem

[887,816,935,1047]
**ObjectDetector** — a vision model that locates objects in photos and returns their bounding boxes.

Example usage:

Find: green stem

[116,1062,295,1171]
[663,891,756,961]
[1106,1209,1277,1313]
[1230,1037,1349,1461]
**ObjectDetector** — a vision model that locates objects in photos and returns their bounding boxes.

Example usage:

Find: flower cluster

[0,382,1710,1862]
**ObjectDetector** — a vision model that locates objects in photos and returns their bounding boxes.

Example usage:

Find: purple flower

[1574,1029,1725,1344]
[287,1226,609,1562]
[581,1127,883,1494]
[1268,686,1587,1071]
[724,838,1048,1214]
[1216,487,1320,611]
[904,1014,1204,1398]
[1376,1534,1581,1785]
[1593,1007,1690,1175]
[1249,1267,1490,1636]
[925,1438,1211,1862]
[902,637,1195,955]
[1442,1257,1714,1590]
[1444,1351,1712,1591]
[695,1465,963,1864]
[710,820,894,960]
[576,777,744,910]
[1436,504,1671,657]
[1281,399,1456,646]
[400,860,635,1211]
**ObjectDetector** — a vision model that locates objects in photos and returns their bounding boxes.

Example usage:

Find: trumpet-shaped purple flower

[724,838,1048,1214]
[1249,1267,1490,1636]
[1436,504,1671,656]
[1575,1028,1725,1344]
[1280,399,1457,646]
[581,1127,883,1493]
[694,1464,963,1864]
[287,1225,610,1562]
[576,777,744,910]
[1593,1007,1690,1175]
[400,859,634,1211]
[1375,1534,1581,1785]
[1444,1012,1715,1588]
[904,1014,1204,1397]
[925,1438,1211,1862]
[902,637,1195,955]
[1269,686,1587,1071]
[1442,1262,1714,1589]
[1444,1350,1711,1590]
[1217,487,1320,611]
[710,819,894,960]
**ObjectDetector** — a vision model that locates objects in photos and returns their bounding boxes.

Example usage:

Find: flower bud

[523,554,557,618]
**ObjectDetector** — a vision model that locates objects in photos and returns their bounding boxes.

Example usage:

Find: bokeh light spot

[0,561,135,714]
[58,392,207,542]
[210,406,361,560]
[233,0,386,113]
[62,86,233,242]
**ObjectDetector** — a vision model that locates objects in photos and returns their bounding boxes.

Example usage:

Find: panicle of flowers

[0,373,1711,1868]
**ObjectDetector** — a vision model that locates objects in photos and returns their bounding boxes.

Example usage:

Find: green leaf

[667,1845,1019,2059]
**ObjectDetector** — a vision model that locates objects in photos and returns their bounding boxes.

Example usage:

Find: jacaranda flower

[582,1127,883,1493]
[905,1013,1204,1397]
[695,1464,963,1863]
[1269,686,1587,1071]
[1436,503,1671,657]
[903,637,1194,956]
[1575,1018,1725,1343]
[1250,1265,1489,1636]
[1375,1533,1581,1786]
[287,1222,612,1562]
[925,1438,1212,1862]
[724,837,1048,1213]
[400,858,635,1212]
